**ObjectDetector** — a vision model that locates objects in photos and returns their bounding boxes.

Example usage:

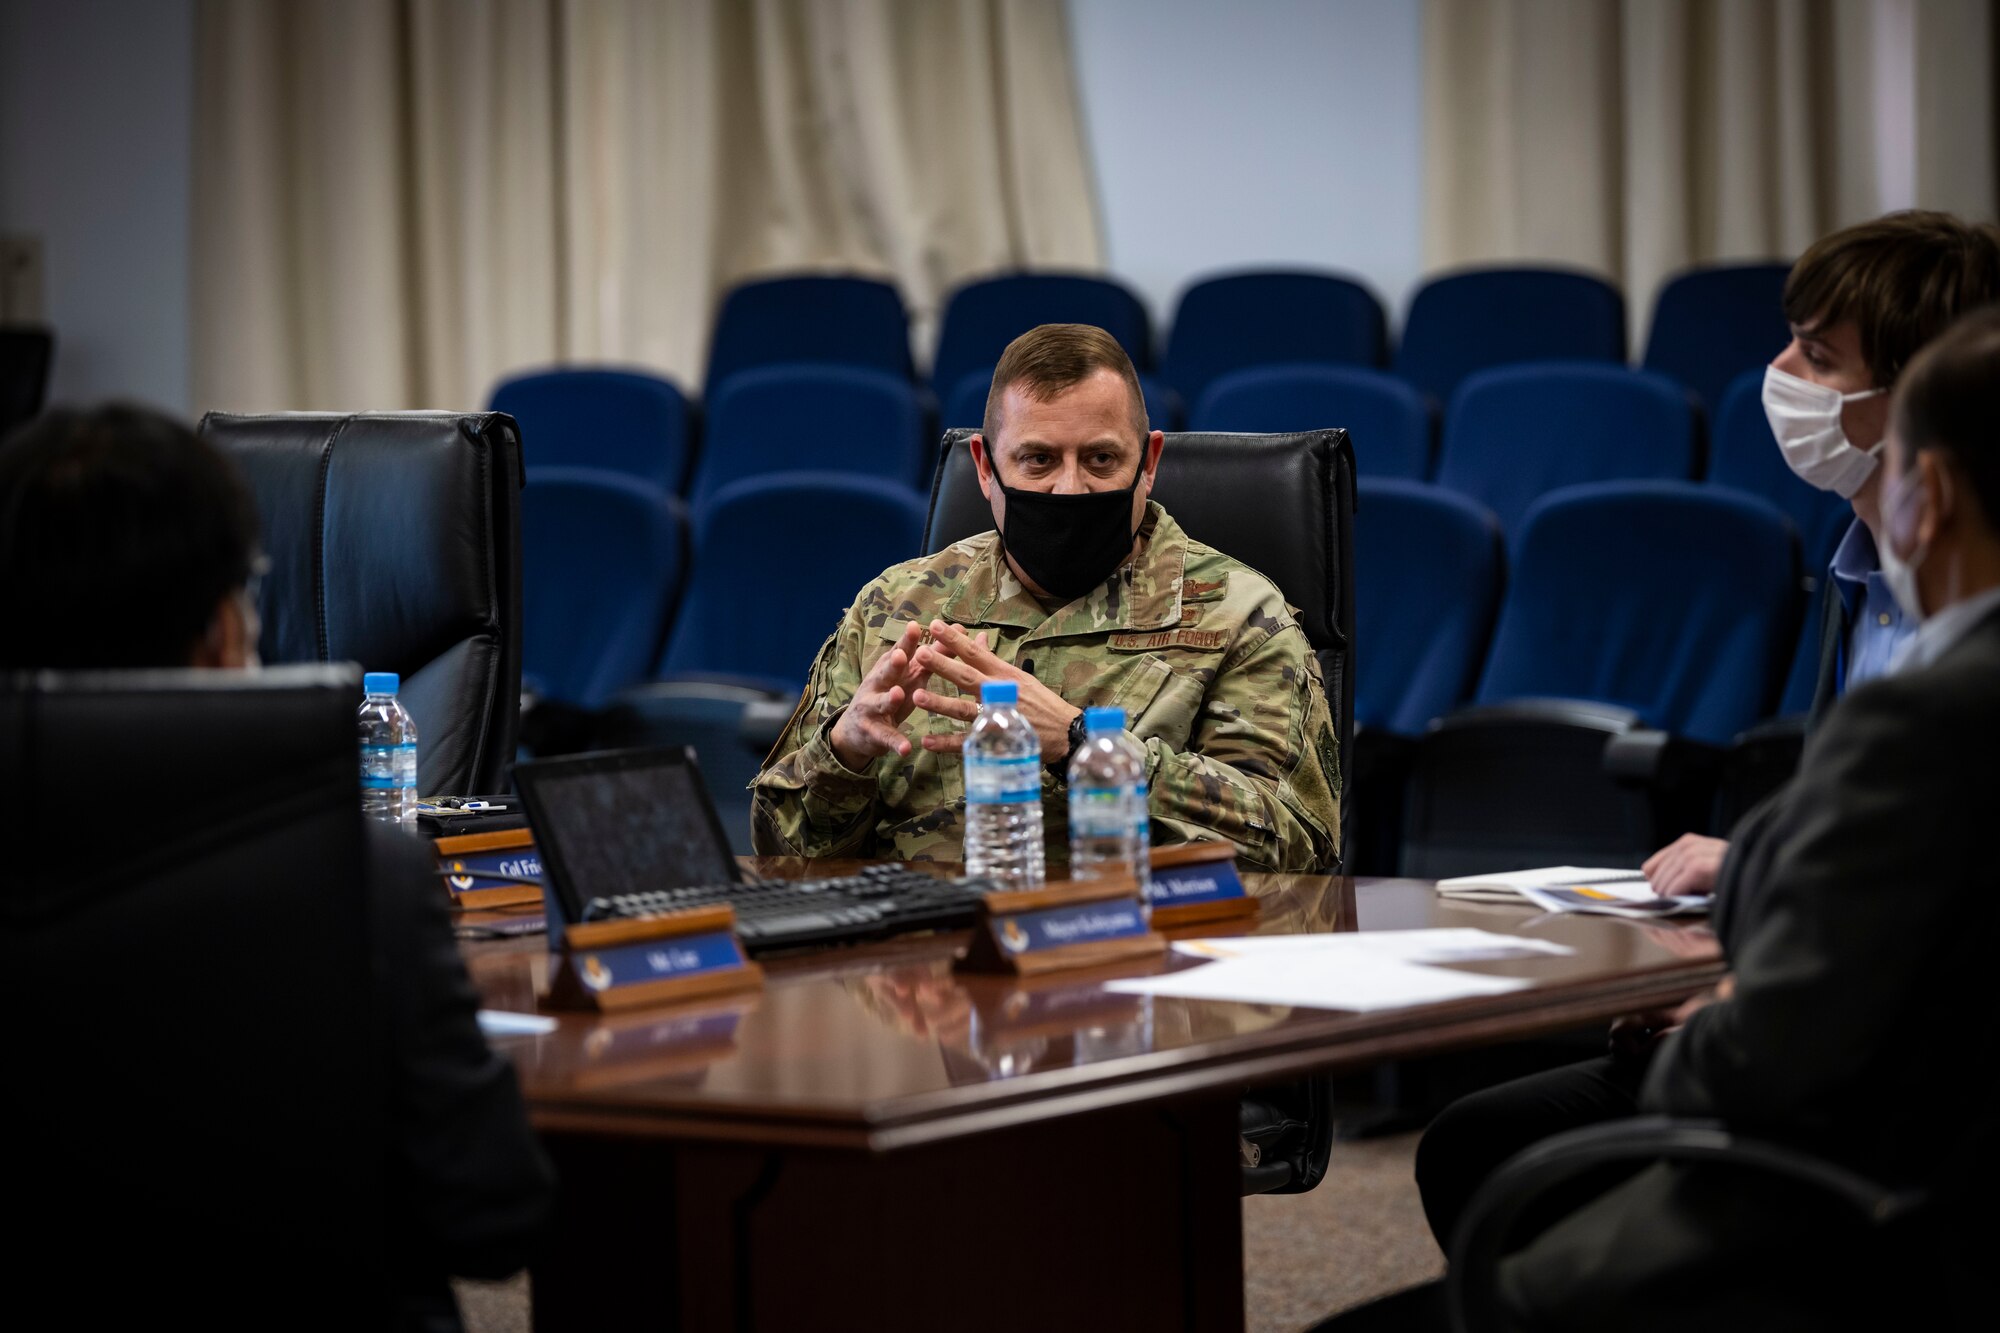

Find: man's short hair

[1893,305,2000,534]
[1784,210,2000,389]
[0,404,261,669]
[982,323,1148,445]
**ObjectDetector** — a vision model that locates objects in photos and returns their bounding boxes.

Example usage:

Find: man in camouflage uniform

[751,323,1340,873]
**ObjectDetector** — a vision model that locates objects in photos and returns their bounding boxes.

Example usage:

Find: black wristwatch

[1051,711,1088,776]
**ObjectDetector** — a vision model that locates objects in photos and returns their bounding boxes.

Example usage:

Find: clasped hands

[829,619,1081,773]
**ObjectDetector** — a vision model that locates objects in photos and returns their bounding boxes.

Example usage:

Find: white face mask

[1763,365,1888,498]
[1877,465,1935,623]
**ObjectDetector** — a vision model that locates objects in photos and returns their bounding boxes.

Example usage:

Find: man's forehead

[992,372,1143,450]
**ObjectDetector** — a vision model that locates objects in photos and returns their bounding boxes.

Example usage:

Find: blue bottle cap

[980,680,1018,705]
[1083,706,1126,733]
[363,672,400,695]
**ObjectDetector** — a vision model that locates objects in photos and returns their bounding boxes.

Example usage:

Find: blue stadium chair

[1356,481,1505,735]
[1642,262,1792,415]
[592,474,926,849]
[1436,363,1697,534]
[1348,481,1504,874]
[705,274,913,399]
[658,474,929,693]
[930,272,1152,396]
[519,469,683,711]
[1706,367,1853,566]
[1162,270,1388,404]
[1190,365,1432,479]
[691,364,929,503]
[1402,481,1800,876]
[941,368,1182,435]
[490,367,693,494]
[1395,267,1626,404]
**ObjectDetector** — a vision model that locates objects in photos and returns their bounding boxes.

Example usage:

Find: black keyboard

[581,864,997,954]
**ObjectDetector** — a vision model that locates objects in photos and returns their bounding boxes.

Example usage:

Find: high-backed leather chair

[923,427,1356,864]
[924,428,1357,1199]
[0,665,392,1321]
[199,411,525,795]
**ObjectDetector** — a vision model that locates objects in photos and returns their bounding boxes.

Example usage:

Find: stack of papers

[1436,866,1708,919]
[1102,928,1573,1013]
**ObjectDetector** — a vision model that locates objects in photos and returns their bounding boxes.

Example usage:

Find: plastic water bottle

[359,672,419,825]
[963,680,1045,889]
[1067,706,1151,901]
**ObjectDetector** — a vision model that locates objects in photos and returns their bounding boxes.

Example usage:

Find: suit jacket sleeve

[1642,676,1964,1131]
[370,829,555,1279]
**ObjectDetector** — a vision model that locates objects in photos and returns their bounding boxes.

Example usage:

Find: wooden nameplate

[544,904,764,1013]
[1146,841,1259,930]
[957,877,1166,977]
[434,827,544,910]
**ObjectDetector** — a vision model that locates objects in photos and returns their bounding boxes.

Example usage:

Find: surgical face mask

[1763,365,1888,498]
[996,464,1143,602]
[1876,466,1933,623]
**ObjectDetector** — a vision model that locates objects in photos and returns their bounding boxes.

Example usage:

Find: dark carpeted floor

[454,1131,1439,1333]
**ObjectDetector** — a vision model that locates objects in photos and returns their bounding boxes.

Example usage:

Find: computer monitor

[514,747,743,927]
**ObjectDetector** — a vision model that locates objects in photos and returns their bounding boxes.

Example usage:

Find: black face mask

[997,465,1143,602]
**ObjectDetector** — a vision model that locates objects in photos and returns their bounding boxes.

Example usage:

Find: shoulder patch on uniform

[1315,722,1343,798]
[1108,629,1230,652]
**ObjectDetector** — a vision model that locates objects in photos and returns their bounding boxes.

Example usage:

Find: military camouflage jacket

[750,503,1342,872]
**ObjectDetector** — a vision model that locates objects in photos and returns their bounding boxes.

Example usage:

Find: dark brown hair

[982,322,1147,443]
[0,404,261,668]
[1892,304,2000,534]
[1784,210,2000,389]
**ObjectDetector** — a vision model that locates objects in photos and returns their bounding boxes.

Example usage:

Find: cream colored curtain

[1424,0,1999,337]
[193,0,1102,414]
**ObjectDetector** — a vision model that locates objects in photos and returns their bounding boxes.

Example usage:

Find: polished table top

[464,861,1721,1151]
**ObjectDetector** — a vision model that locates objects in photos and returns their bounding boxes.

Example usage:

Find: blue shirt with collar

[1829,516,1917,692]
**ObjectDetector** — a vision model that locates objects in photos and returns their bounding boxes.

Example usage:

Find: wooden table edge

[523,956,1723,1153]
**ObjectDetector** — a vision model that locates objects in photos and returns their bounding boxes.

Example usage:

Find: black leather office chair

[923,427,1356,860]
[0,324,53,438]
[199,411,526,795]
[925,427,1358,1195]
[1446,1116,1933,1332]
[0,665,394,1322]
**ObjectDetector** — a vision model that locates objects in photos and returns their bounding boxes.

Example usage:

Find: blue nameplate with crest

[959,878,1167,976]
[1147,842,1258,927]
[548,905,764,1012]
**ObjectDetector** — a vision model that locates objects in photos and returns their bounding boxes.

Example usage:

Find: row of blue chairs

[521,470,927,710]
[1360,478,1813,754]
[500,354,1852,573]
[696,261,1789,412]
[524,465,1822,756]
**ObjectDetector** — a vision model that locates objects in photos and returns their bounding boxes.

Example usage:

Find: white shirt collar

[1891,584,2000,674]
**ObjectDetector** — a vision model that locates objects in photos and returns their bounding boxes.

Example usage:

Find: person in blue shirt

[1646,210,2000,898]
[1394,214,2000,1305]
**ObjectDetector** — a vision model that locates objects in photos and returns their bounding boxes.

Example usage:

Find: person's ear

[1138,429,1164,497]
[1916,451,1954,549]
[971,433,995,503]
[192,592,256,669]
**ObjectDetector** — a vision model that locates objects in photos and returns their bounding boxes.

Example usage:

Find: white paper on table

[1515,886,1710,918]
[477,1009,558,1037]
[1434,866,1650,902]
[1103,951,1532,1013]
[1174,928,1573,964]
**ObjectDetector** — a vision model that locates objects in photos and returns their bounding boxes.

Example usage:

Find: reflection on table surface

[463,860,1719,1139]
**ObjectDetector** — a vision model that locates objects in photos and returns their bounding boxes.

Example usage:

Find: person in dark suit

[1646,210,2000,899]
[1346,308,2000,1331]
[0,405,554,1330]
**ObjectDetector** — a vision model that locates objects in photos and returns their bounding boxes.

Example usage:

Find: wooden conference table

[462,863,1722,1332]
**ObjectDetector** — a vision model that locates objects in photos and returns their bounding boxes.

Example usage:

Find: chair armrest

[1601,727,1723,788]
[1447,1115,1924,1333]
[738,698,799,753]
